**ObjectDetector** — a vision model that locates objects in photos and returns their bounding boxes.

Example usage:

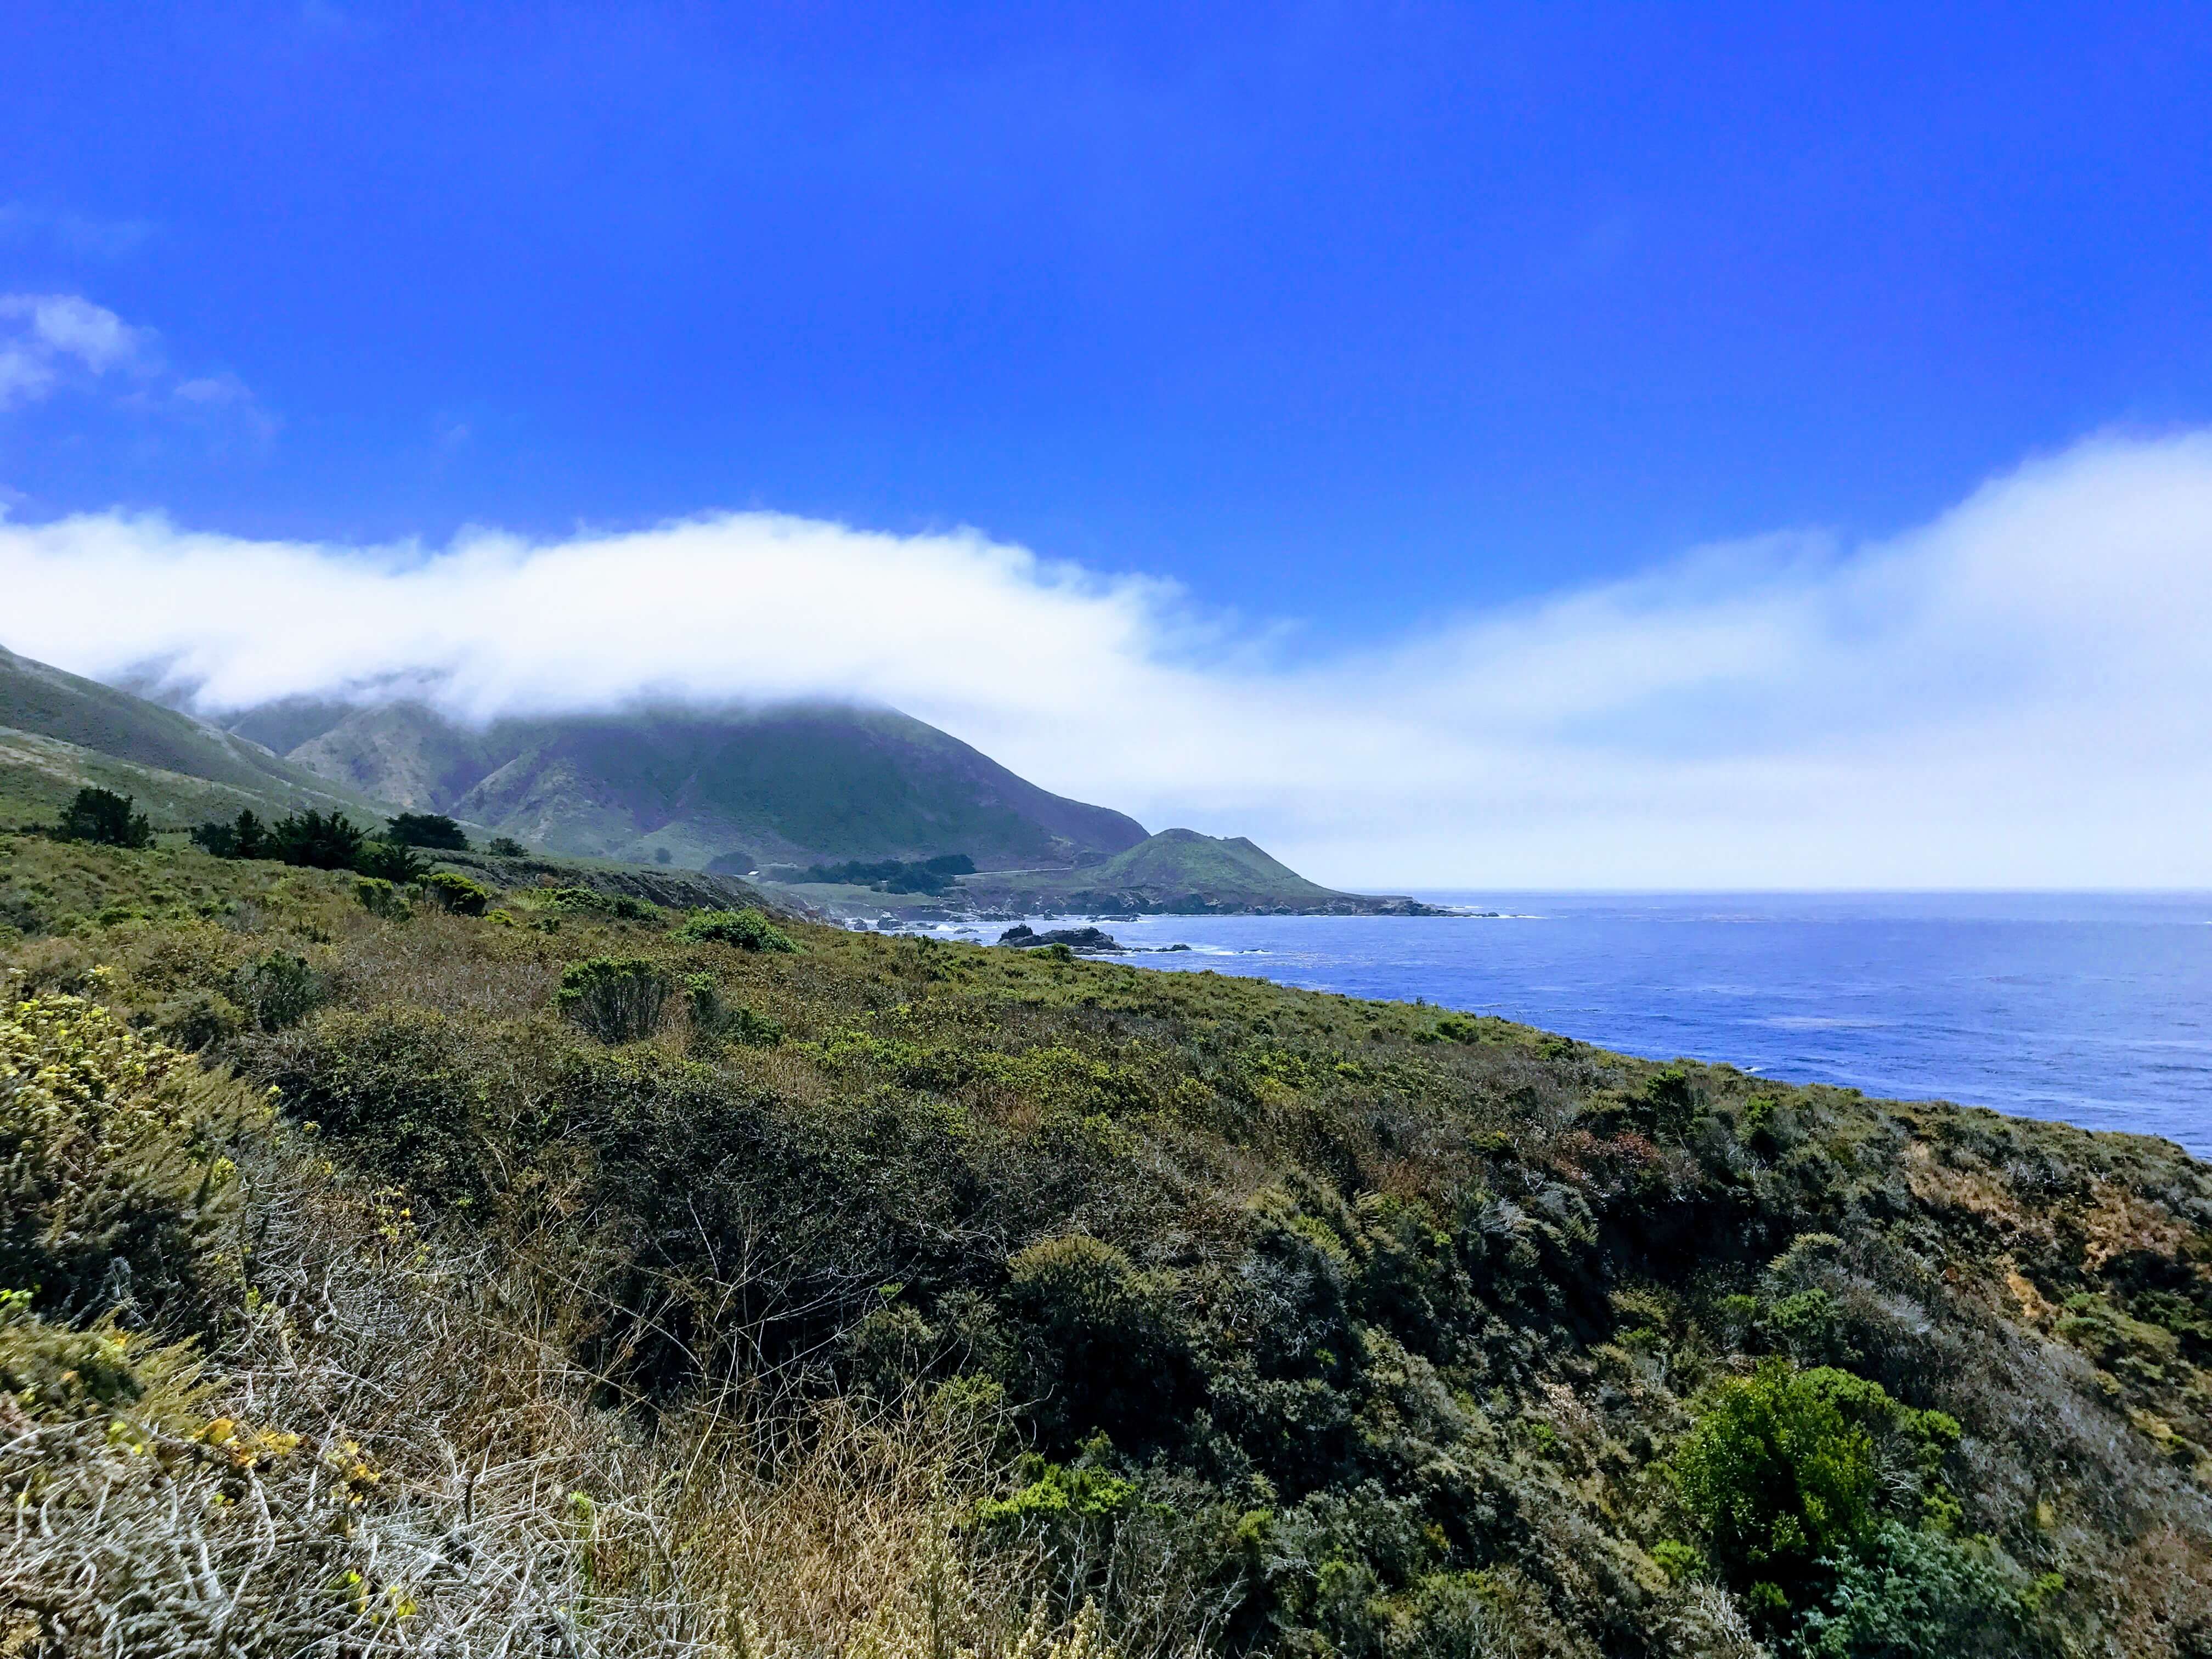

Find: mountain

[0,651,1380,916]
[0,644,394,827]
[224,698,1150,872]
[951,826,1437,915]
[1065,827,1359,905]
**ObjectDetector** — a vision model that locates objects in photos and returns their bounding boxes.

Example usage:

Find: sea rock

[996,924,1122,953]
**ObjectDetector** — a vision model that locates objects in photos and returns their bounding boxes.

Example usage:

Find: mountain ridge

[224,697,1150,872]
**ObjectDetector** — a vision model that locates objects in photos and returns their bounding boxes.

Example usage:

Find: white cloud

[159,371,281,450]
[0,295,270,445]
[20,294,145,370]
[0,294,151,407]
[3,431,2211,888]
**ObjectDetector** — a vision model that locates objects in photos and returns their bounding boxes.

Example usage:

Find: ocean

[926,892,2212,1158]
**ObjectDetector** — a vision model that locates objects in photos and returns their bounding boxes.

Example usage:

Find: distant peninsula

[770,826,1443,921]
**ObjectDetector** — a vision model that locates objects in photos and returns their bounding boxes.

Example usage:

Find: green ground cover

[2,833,2208,1656]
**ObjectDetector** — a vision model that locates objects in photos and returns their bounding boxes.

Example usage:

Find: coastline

[886,893,2212,1158]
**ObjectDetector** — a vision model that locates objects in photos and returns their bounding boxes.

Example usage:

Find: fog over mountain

[8,431,2212,887]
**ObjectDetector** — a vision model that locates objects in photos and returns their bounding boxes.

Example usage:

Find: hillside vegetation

[0,647,396,829]
[2,835,2209,1657]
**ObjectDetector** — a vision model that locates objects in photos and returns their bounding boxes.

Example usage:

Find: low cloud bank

[6,432,2211,887]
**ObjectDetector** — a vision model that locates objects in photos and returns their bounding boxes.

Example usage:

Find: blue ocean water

[952,893,2212,1157]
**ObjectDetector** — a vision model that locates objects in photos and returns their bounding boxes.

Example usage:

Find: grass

[2,832,2209,1656]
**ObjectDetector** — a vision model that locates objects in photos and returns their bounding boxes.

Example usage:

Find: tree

[487,836,527,856]
[57,788,151,849]
[189,819,237,857]
[386,812,471,851]
[194,808,270,860]
[356,839,427,883]
[269,810,367,871]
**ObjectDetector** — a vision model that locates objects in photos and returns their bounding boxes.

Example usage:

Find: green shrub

[1643,1065,1700,1138]
[230,949,326,1032]
[1672,1359,1879,1615]
[973,1437,1138,1532]
[678,907,797,952]
[150,988,247,1052]
[420,871,495,916]
[57,787,151,849]
[842,1302,941,1398]
[1764,1287,1852,1365]
[1005,1234,1192,1450]
[556,957,673,1044]
[0,1290,209,1427]
[0,994,255,1324]
[487,835,527,856]
[681,972,784,1049]
[538,885,659,922]
[729,1005,785,1047]
[353,875,408,917]
[2056,1292,2184,1386]
[1789,1522,2042,1657]
[1741,1092,1788,1152]
[255,1005,489,1200]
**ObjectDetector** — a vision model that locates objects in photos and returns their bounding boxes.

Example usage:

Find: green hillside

[0,645,398,827]
[1084,827,1347,901]
[956,826,1436,914]
[4,834,2205,1655]
[226,698,1150,871]
[274,700,500,812]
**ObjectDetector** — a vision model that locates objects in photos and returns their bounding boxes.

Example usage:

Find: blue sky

[8,4,2210,631]
[7,5,2212,883]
